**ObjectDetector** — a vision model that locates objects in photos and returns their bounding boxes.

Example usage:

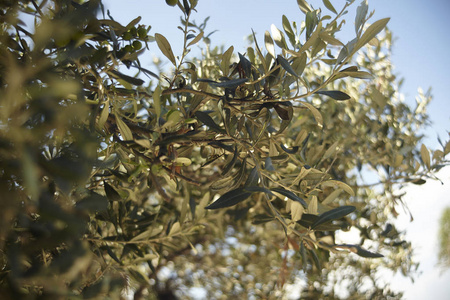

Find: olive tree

[0,0,448,299]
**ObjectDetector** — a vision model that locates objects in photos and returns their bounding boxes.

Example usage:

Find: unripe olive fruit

[124,45,133,53]
[137,27,147,39]
[132,41,142,50]
[123,32,133,40]
[165,0,178,6]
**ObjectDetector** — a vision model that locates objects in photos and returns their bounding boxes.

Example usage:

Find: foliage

[438,207,450,271]
[0,0,449,299]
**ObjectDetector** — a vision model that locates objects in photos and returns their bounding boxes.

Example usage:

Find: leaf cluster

[0,0,449,298]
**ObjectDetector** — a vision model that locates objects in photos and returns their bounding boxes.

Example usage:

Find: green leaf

[311,206,356,229]
[336,244,384,258]
[265,157,275,171]
[354,18,390,52]
[104,182,122,201]
[297,0,313,14]
[205,188,252,209]
[309,248,322,270]
[153,85,162,121]
[271,187,307,208]
[195,111,224,133]
[282,15,296,47]
[125,16,142,31]
[155,33,177,65]
[97,100,109,130]
[245,167,259,187]
[264,31,276,59]
[299,21,322,53]
[297,214,342,231]
[292,53,307,77]
[274,103,293,121]
[322,0,337,14]
[319,32,344,46]
[355,0,368,34]
[332,70,373,80]
[221,45,234,76]
[244,186,272,194]
[277,55,298,78]
[109,70,144,86]
[115,115,133,140]
[211,78,248,88]
[238,53,252,78]
[356,246,383,258]
[221,146,238,176]
[187,31,204,47]
[280,144,299,154]
[421,144,431,169]
[305,11,317,39]
[299,101,323,128]
[271,24,287,49]
[300,242,308,272]
[315,90,351,100]
[252,214,275,225]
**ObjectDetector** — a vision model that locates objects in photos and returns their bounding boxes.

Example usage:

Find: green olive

[165,0,178,6]
[123,32,133,41]
[124,45,133,53]
[137,27,147,39]
[132,41,142,50]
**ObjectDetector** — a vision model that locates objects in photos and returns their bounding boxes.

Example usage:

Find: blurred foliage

[0,0,449,299]
[438,207,450,271]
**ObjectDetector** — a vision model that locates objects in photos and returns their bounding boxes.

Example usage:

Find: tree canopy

[1,0,449,299]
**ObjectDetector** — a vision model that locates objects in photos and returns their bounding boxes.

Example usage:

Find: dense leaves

[0,0,449,299]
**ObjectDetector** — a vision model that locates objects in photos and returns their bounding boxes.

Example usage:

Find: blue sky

[105,0,450,298]
[105,0,449,147]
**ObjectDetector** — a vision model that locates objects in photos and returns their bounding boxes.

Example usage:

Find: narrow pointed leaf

[187,31,204,47]
[98,100,109,130]
[104,181,122,201]
[420,144,431,169]
[244,186,272,195]
[245,167,259,187]
[271,24,287,49]
[311,206,356,229]
[299,101,323,128]
[297,0,313,14]
[355,18,390,52]
[282,15,296,46]
[315,90,351,100]
[205,188,252,209]
[153,85,162,121]
[271,187,307,208]
[221,146,238,176]
[238,52,252,78]
[322,0,337,14]
[265,31,276,59]
[211,78,248,88]
[252,214,275,225]
[336,244,384,258]
[355,0,368,34]
[195,111,224,133]
[356,246,384,258]
[109,70,144,86]
[309,248,322,270]
[115,115,133,140]
[265,157,275,171]
[292,52,307,76]
[277,55,298,78]
[280,144,299,154]
[155,33,176,65]
[297,214,342,231]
